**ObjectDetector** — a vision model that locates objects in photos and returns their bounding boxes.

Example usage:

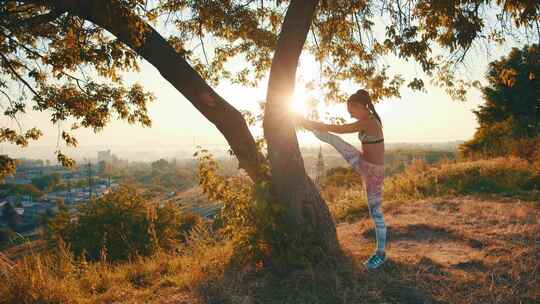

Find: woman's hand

[291,113,327,131]
[298,118,325,131]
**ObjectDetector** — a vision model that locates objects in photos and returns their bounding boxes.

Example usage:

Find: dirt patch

[432,199,461,213]
[359,223,486,266]
[391,240,481,266]
[367,223,461,242]
[338,196,539,303]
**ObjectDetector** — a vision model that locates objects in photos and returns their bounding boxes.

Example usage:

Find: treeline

[384,149,457,176]
[460,44,539,162]
[97,158,200,195]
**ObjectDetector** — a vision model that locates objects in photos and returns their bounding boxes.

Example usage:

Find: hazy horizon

[4,139,466,163]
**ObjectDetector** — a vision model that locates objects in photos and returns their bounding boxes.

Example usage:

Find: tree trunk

[47,0,267,183]
[263,0,339,256]
[40,0,340,260]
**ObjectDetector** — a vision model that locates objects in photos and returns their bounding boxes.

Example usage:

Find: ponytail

[368,102,383,128]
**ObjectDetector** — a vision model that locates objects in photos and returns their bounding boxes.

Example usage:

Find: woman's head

[347,89,382,125]
[347,89,371,118]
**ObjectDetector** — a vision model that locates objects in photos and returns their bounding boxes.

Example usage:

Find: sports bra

[358,117,384,144]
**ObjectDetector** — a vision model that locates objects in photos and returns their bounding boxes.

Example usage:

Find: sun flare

[290,86,308,116]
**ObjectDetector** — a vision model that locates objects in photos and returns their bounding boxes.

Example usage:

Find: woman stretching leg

[312,130,386,257]
[298,89,387,270]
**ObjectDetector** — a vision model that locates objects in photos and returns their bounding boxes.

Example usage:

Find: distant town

[0,150,121,238]
[0,140,463,242]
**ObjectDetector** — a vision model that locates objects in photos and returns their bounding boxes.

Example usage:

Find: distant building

[315,146,326,185]
[97,150,113,163]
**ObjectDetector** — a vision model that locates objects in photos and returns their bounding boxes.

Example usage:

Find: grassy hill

[1,157,538,303]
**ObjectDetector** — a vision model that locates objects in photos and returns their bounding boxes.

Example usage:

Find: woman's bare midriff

[361,142,385,165]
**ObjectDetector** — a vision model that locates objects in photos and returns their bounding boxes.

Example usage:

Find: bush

[322,166,363,188]
[0,229,229,304]
[47,184,201,262]
[320,184,367,222]
[319,157,538,224]
[196,149,312,269]
[384,157,537,199]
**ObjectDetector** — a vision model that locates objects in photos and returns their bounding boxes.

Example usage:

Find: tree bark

[263,0,339,255]
[43,0,267,183]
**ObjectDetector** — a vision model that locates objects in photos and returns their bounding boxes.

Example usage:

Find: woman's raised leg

[311,130,363,170]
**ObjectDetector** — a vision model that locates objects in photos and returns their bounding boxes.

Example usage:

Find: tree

[460,44,540,160]
[150,158,169,172]
[2,1,538,176]
[262,0,339,255]
[31,172,61,191]
[1,0,538,263]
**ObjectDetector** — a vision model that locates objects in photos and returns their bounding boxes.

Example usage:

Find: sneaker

[363,252,386,270]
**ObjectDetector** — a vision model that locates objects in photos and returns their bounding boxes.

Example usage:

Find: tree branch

[0,52,42,101]
[6,9,63,28]
[37,0,267,182]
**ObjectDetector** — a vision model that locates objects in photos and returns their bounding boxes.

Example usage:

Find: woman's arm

[299,118,368,134]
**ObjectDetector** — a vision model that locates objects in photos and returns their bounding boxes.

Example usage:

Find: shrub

[322,166,363,188]
[319,157,538,224]
[320,185,367,222]
[0,243,83,304]
[196,148,315,269]
[47,184,201,262]
[384,157,536,199]
[0,231,230,304]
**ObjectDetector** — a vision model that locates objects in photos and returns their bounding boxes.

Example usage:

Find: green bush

[47,184,201,262]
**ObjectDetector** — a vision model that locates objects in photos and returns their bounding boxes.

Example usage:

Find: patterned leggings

[312,130,387,254]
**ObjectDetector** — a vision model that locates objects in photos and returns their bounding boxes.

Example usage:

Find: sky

[0,58,485,161]
[1,13,533,162]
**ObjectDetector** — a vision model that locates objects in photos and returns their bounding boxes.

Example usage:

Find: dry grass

[342,195,540,304]
[321,157,539,224]
[1,195,538,304]
[1,157,538,303]
[0,223,231,304]
[320,184,369,223]
[384,157,539,200]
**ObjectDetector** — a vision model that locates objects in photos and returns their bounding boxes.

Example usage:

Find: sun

[290,86,308,116]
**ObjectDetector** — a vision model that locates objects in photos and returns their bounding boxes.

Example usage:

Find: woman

[298,89,387,270]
